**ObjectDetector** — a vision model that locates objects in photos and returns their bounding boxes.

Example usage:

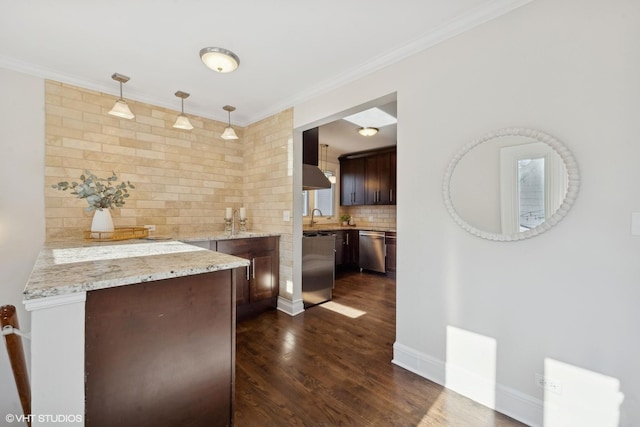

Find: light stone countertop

[175,231,281,242]
[24,239,250,300]
[302,225,396,233]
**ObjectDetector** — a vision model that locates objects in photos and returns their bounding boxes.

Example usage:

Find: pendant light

[321,144,337,184]
[221,105,238,140]
[173,91,193,130]
[108,73,135,119]
[200,47,240,73]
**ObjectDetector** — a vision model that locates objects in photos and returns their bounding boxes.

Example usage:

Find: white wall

[295,0,640,425]
[0,69,44,423]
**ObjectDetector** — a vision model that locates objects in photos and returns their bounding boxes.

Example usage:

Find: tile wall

[44,80,293,293]
[341,205,397,229]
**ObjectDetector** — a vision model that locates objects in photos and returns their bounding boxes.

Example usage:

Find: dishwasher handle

[359,231,386,238]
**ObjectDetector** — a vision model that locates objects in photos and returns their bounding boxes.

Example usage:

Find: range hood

[302,128,331,190]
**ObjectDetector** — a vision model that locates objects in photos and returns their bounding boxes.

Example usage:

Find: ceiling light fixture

[173,91,193,130]
[199,47,240,73]
[221,105,239,140]
[358,127,379,137]
[108,73,135,119]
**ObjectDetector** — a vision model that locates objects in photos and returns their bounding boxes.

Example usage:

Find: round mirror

[443,128,580,241]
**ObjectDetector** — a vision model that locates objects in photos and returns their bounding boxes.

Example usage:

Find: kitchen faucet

[310,208,323,227]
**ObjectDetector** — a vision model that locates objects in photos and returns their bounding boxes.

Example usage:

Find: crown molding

[249,0,535,124]
[1,0,533,127]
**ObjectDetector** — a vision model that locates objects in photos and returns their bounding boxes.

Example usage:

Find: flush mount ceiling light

[221,105,238,140]
[108,73,135,119]
[358,127,379,137]
[173,91,193,130]
[199,47,240,73]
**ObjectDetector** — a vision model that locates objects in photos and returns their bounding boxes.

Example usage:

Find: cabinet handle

[390,189,393,202]
[346,233,349,245]
[252,258,256,279]
[246,265,250,281]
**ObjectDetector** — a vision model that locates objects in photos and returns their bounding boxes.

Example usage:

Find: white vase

[91,209,114,238]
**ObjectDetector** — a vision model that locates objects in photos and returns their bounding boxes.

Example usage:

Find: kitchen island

[24,239,249,427]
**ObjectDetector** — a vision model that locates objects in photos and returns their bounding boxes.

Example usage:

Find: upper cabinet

[340,156,365,206]
[339,146,396,206]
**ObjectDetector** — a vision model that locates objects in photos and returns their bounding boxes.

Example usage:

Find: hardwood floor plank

[235,270,527,426]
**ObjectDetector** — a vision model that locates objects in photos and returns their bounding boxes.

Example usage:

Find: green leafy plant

[340,214,351,223]
[52,170,135,212]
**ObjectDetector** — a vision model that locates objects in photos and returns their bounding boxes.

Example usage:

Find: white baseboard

[276,296,305,316]
[392,342,542,427]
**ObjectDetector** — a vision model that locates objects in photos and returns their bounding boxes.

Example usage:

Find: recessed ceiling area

[0,1,532,126]
[319,102,397,159]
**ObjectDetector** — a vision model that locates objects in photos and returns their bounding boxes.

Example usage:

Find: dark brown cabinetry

[389,150,397,205]
[339,146,396,206]
[340,157,365,206]
[334,229,359,268]
[365,152,392,205]
[85,270,238,427]
[385,231,396,277]
[215,236,279,317]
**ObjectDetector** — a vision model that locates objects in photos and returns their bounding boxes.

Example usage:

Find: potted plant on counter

[340,214,351,226]
[52,170,135,234]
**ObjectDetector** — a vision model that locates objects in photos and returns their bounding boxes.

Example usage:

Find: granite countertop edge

[176,231,281,242]
[23,240,250,301]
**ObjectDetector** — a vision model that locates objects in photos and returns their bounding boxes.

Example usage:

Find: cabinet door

[232,252,251,305]
[334,231,345,267]
[365,153,391,205]
[385,234,396,273]
[345,230,359,265]
[215,240,251,305]
[340,158,365,206]
[389,150,397,205]
[250,250,276,302]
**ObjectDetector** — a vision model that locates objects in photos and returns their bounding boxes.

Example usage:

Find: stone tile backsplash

[44,80,293,295]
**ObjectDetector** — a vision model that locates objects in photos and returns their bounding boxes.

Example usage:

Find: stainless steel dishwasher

[359,230,386,273]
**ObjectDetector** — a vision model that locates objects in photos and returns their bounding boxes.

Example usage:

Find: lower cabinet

[385,231,396,276]
[85,270,237,427]
[215,236,279,317]
[334,229,359,268]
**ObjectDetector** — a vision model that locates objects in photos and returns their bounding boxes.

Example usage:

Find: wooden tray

[83,227,150,241]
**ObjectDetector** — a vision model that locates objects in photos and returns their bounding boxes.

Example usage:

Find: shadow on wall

[440,325,624,426]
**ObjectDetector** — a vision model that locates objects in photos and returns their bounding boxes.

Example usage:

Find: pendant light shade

[108,73,135,119]
[173,91,193,130]
[221,105,238,140]
[320,144,336,183]
[200,47,240,73]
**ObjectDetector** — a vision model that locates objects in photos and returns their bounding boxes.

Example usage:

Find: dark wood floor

[234,270,526,427]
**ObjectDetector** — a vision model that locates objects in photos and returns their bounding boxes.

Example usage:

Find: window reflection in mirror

[518,157,545,231]
[499,141,567,235]
[445,128,578,241]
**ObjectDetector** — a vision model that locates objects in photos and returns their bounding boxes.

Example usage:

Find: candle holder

[239,218,247,232]
[224,218,232,235]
